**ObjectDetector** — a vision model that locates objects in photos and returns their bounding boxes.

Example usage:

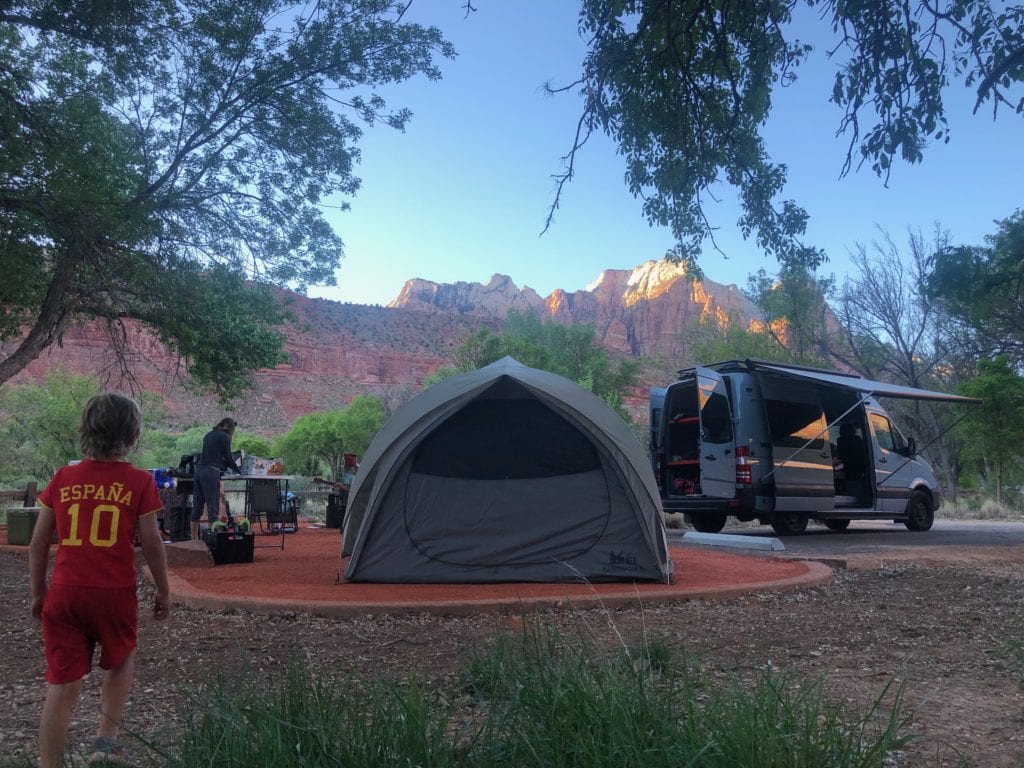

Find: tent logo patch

[606,550,639,571]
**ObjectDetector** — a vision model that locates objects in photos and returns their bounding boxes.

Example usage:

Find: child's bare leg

[97,649,136,740]
[39,678,82,768]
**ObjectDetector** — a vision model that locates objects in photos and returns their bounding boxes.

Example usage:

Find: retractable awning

[751,362,981,404]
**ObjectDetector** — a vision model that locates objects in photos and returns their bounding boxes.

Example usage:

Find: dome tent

[341,357,672,583]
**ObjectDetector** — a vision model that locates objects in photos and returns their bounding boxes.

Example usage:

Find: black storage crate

[204,530,254,565]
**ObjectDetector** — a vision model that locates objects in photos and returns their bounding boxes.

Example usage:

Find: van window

[765,399,825,449]
[869,412,907,452]
[701,390,732,444]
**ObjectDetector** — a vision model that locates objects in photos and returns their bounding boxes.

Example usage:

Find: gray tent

[341,357,672,583]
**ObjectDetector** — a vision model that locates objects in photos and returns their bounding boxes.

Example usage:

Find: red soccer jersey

[38,459,164,589]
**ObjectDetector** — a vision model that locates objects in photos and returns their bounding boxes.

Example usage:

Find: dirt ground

[2,537,1023,767]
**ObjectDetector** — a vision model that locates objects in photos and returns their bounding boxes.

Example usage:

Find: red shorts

[42,584,138,685]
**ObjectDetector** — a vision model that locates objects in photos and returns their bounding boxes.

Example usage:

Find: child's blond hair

[79,392,142,460]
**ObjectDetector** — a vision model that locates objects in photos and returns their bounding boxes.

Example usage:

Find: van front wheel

[903,491,934,532]
[771,513,809,535]
[689,512,728,534]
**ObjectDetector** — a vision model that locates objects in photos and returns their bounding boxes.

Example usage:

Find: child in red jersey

[29,393,171,767]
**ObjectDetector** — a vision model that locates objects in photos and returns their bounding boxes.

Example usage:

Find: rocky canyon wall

[9,260,762,433]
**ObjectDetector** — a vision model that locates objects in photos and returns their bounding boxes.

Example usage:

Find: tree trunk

[0,263,73,386]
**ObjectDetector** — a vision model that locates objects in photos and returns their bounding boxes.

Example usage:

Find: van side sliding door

[758,376,835,512]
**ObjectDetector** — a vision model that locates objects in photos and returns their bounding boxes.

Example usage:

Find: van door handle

[704,455,717,461]
[878,457,887,463]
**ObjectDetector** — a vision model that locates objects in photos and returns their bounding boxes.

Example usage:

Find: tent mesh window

[412,395,600,479]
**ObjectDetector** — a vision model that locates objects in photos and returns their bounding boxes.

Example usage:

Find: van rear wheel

[903,491,934,532]
[823,519,851,531]
[771,512,809,535]
[689,512,728,533]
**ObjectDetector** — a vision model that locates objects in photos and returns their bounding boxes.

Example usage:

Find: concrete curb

[681,531,787,551]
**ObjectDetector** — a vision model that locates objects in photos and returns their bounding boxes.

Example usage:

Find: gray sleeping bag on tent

[341,357,672,583]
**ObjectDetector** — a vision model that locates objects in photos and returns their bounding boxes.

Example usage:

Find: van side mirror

[905,437,916,456]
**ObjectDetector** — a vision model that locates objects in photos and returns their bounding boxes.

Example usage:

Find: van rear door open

[695,367,735,497]
[649,387,666,454]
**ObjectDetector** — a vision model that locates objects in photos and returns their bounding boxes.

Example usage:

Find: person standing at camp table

[28,392,171,767]
[190,417,242,540]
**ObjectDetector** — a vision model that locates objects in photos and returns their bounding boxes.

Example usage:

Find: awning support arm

[875,408,975,487]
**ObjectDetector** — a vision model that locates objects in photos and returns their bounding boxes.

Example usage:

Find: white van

[649,360,977,535]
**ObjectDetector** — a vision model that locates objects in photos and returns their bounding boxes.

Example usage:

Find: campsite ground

[1,528,1023,766]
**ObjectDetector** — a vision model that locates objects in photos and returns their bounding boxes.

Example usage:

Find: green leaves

[926,209,1024,365]
[570,0,819,268]
[274,395,384,480]
[131,264,290,403]
[0,370,97,478]
[0,370,180,480]
[745,263,833,365]
[0,1,453,399]
[829,1,950,177]
[955,355,1024,501]
[564,0,1023,271]
[452,310,642,421]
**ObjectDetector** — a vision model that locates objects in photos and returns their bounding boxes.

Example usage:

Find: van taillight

[736,445,751,484]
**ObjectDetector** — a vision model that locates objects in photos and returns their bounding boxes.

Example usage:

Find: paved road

[667,519,1024,558]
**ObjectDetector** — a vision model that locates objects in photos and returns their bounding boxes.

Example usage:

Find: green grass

[137,619,908,768]
[458,622,909,768]
[170,660,457,768]
[0,619,912,768]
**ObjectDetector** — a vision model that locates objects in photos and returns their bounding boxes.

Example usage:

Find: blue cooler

[150,468,175,489]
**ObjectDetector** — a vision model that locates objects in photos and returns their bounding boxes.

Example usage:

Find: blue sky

[309,3,1022,307]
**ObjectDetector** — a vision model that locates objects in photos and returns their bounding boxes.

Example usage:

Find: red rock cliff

[10,260,762,432]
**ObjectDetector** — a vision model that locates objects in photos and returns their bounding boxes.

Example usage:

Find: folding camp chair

[248,479,289,548]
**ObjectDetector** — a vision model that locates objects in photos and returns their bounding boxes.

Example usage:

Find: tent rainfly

[341,357,673,583]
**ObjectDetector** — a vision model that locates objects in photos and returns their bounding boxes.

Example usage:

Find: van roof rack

[676,359,864,378]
